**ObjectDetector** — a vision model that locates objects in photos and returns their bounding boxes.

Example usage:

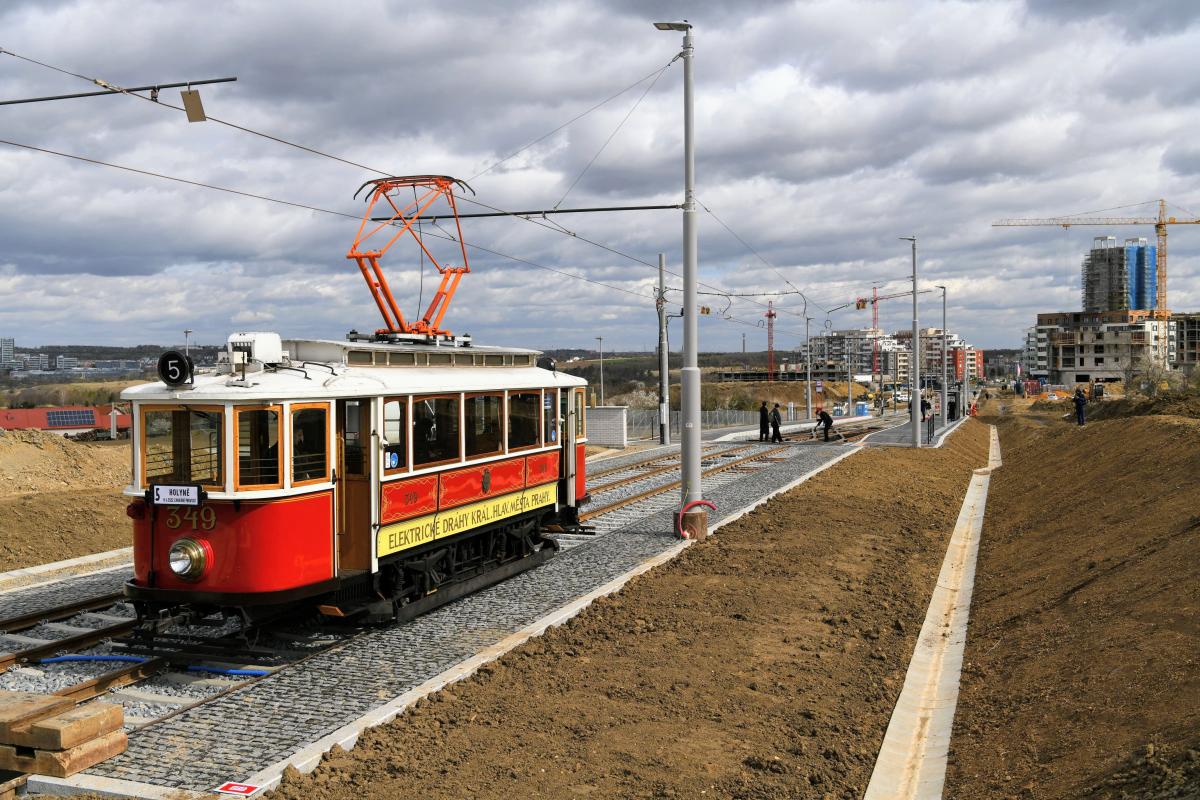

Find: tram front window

[237,407,281,487]
[143,407,223,487]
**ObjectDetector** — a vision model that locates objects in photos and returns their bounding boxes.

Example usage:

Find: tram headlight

[167,538,209,581]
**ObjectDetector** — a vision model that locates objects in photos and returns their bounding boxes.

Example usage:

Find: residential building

[1172,313,1200,376]
[1036,310,1176,384]
[1082,236,1157,313]
[55,355,79,371]
[0,338,13,367]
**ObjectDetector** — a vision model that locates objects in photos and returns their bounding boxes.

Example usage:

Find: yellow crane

[993,198,1200,317]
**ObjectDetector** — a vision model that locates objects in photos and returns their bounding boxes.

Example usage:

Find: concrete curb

[0,548,132,596]
[862,424,1000,799]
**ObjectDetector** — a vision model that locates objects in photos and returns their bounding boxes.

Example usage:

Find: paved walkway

[863,415,964,447]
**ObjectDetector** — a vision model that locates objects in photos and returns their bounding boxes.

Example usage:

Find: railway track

[587,444,754,493]
[581,444,790,523]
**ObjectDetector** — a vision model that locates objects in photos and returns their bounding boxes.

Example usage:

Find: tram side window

[237,408,280,487]
[575,389,586,437]
[413,396,459,467]
[508,391,540,449]
[292,407,327,484]
[383,398,407,472]
[465,394,503,458]
[543,390,558,444]
[143,408,223,486]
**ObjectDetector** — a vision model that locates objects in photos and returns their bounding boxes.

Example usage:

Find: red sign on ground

[215,783,261,797]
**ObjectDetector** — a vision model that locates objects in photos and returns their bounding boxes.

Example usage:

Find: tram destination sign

[151,485,202,506]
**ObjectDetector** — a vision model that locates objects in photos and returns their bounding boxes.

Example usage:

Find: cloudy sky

[2,0,1200,353]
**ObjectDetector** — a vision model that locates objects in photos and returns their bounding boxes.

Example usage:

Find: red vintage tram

[122,175,590,624]
[123,332,588,622]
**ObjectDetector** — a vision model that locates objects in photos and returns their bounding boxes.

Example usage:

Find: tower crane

[992,199,1200,317]
[827,287,933,397]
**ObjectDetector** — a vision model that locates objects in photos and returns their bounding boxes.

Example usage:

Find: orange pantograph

[347,175,473,336]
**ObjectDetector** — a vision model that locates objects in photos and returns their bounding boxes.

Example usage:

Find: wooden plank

[0,692,72,739]
[0,730,127,777]
[9,702,123,751]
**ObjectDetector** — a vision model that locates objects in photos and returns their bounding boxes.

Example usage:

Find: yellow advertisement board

[376,481,557,558]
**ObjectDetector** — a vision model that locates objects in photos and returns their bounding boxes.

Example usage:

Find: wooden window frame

[234,404,286,491]
[139,404,226,491]
[290,402,331,488]
[463,392,505,461]
[382,396,410,475]
[575,388,587,438]
[411,393,462,470]
[505,389,543,453]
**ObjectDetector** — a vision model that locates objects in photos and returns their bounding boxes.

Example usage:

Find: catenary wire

[1,47,813,324]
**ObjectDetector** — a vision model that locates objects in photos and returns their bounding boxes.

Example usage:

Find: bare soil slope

[271,422,989,800]
[0,430,130,569]
[947,411,1200,798]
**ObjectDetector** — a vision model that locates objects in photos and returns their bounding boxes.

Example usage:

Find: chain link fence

[625,409,763,440]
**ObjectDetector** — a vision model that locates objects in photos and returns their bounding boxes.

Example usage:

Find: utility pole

[654,19,705,539]
[595,336,605,405]
[657,254,671,445]
[900,236,920,447]
[937,285,948,426]
[804,316,813,420]
[741,332,745,354]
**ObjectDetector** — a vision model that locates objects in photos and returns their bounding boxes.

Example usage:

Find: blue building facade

[1125,241,1157,311]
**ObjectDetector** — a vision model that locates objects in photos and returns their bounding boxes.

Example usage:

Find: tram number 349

[164,506,217,531]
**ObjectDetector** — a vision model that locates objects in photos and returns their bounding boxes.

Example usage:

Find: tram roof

[122,338,586,402]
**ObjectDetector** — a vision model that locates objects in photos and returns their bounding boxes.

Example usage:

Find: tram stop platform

[861,415,966,448]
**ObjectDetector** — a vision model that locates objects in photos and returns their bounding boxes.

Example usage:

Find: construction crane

[993,199,1200,316]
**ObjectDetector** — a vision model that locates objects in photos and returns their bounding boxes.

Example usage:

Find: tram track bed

[30,440,867,796]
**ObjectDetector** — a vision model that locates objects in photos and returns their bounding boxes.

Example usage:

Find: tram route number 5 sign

[152,485,201,506]
[157,349,194,387]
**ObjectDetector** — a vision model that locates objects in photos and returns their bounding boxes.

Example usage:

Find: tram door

[560,389,577,505]
[336,399,373,574]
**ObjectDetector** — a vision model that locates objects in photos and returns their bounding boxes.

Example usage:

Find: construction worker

[817,407,834,442]
[770,403,783,443]
[758,400,770,442]
[1073,387,1087,426]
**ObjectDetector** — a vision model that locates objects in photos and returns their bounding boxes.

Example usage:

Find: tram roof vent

[227,332,284,365]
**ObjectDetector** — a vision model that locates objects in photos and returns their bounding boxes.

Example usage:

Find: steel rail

[0,619,139,673]
[0,592,125,634]
[588,445,755,493]
[588,443,728,480]
[580,445,790,522]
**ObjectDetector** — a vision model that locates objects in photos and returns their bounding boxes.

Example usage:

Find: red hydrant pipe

[677,499,717,539]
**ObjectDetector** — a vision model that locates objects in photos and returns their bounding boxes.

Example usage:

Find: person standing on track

[770,403,783,442]
[817,407,834,442]
[759,400,770,442]
[1073,387,1087,426]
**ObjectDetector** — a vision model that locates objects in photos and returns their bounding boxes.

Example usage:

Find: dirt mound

[269,422,990,800]
[1087,390,1200,422]
[947,413,1200,798]
[0,430,130,570]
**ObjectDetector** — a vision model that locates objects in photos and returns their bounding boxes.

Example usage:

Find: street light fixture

[899,236,920,448]
[936,285,948,427]
[654,19,705,540]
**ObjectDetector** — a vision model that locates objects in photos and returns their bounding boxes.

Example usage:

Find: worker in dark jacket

[770,403,783,442]
[758,401,770,442]
[817,407,834,442]
[1073,387,1087,426]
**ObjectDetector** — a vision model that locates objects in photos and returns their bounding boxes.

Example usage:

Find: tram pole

[655,20,706,539]
[900,235,921,448]
[657,253,670,445]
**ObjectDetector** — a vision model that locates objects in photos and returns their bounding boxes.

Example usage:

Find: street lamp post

[804,317,813,420]
[595,336,605,405]
[937,285,948,426]
[900,236,920,447]
[655,19,705,540]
